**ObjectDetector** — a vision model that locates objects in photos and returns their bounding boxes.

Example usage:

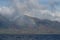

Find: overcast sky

[0,0,60,21]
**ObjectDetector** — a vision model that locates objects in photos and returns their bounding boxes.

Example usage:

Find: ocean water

[0,34,60,40]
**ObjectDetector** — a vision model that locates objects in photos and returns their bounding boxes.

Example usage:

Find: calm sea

[0,34,60,40]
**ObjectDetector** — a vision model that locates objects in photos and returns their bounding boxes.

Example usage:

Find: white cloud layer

[0,0,60,22]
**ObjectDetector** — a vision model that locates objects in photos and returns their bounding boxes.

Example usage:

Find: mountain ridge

[0,14,60,34]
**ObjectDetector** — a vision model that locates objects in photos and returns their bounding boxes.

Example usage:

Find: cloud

[0,7,15,16]
[0,0,60,22]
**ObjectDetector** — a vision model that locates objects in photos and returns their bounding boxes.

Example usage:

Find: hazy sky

[0,0,60,21]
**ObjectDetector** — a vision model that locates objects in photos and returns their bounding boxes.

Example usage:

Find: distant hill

[0,14,60,34]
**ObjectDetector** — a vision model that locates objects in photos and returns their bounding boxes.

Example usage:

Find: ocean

[0,34,60,40]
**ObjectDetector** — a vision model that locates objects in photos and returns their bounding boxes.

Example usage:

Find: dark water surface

[0,34,60,40]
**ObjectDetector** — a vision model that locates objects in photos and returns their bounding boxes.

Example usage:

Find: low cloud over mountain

[0,0,60,22]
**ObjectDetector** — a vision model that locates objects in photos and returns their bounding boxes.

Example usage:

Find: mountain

[0,14,10,28]
[32,17,60,30]
[0,14,37,29]
[0,14,60,34]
